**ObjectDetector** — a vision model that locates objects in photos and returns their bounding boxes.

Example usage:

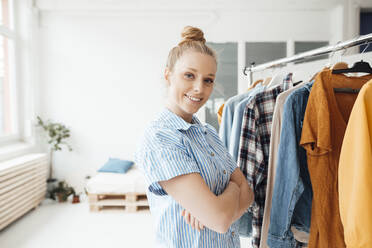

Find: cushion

[97,158,134,174]
[86,167,147,194]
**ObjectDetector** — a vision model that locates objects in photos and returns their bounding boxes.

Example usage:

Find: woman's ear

[164,67,171,86]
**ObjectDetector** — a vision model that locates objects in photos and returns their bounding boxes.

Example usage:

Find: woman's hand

[159,173,242,233]
[228,168,254,222]
[227,180,240,190]
[180,181,239,232]
[181,209,205,231]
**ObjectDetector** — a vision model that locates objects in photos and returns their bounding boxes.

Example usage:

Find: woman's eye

[204,78,214,84]
[184,73,194,79]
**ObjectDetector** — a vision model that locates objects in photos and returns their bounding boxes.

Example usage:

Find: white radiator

[0,153,48,231]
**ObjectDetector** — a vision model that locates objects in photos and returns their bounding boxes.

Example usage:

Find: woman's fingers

[190,215,196,230]
[194,218,200,232]
[199,220,204,230]
[186,211,191,225]
[181,209,204,231]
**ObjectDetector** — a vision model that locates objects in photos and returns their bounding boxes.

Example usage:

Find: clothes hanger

[332,42,372,74]
[332,44,372,94]
[262,66,274,86]
[331,48,349,71]
[325,41,341,69]
[247,79,263,91]
[332,60,372,74]
[332,62,349,70]
[266,66,287,88]
[263,77,272,86]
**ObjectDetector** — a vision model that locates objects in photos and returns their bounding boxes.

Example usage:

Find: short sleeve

[205,122,238,175]
[224,149,239,174]
[300,72,331,156]
[135,128,200,196]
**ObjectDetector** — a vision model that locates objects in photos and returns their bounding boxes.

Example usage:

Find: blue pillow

[97,158,134,174]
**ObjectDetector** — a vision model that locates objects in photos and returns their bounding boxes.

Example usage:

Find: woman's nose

[193,80,203,92]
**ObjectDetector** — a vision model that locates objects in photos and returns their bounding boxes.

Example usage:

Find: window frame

[0,0,22,145]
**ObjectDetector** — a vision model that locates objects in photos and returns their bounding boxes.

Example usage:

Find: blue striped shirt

[135,108,240,248]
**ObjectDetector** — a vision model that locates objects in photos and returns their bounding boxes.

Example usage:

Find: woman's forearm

[215,181,241,231]
[232,180,253,222]
[228,168,254,222]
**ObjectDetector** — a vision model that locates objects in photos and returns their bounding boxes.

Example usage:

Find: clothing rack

[243,33,372,85]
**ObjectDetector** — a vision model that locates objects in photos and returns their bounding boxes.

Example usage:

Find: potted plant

[50,180,75,203]
[36,116,73,198]
[72,192,81,204]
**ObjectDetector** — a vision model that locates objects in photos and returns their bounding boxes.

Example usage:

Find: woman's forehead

[175,52,217,74]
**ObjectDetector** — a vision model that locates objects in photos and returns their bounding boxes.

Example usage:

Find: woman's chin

[184,105,201,115]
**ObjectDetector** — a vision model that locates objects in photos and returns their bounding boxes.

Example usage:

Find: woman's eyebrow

[186,67,215,77]
[186,67,198,72]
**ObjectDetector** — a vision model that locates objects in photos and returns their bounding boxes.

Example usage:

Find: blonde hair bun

[166,26,216,71]
[178,26,206,46]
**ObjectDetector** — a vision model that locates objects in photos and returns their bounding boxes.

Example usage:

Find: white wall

[29,0,371,192]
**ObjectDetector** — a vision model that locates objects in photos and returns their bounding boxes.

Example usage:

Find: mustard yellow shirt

[339,79,372,248]
[217,103,224,125]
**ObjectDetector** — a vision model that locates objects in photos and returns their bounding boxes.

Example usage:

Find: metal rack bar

[243,33,372,85]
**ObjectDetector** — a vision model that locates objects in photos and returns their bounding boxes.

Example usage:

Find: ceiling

[35,0,352,12]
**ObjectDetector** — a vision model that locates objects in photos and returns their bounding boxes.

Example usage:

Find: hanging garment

[267,82,314,248]
[260,80,310,248]
[235,83,266,237]
[219,90,254,149]
[338,79,372,248]
[217,103,224,125]
[229,83,266,162]
[300,69,372,248]
[238,73,293,248]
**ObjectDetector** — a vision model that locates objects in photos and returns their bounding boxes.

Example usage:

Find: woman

[135,26,253,247]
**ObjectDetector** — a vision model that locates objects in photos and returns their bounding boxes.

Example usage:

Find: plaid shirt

[238,74,293,248]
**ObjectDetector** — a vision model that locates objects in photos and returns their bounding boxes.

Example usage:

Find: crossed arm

[159,167,253,233]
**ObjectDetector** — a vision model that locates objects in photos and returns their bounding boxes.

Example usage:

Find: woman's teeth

[186,94,202,102]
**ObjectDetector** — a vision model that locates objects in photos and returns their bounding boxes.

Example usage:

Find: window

[360,10,372,53]
[245,42,287,66]
[0,0,17,141]
[205,42,238,131]
[294,41,329,63]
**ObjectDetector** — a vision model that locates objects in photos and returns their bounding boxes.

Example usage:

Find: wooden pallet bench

[88,192,149,213]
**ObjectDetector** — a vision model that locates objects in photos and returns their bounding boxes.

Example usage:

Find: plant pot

[72,195,80,204]
[56,193,67,203]
[46,178,58,199]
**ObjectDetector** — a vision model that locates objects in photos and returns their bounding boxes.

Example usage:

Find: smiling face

[165,51,217,123]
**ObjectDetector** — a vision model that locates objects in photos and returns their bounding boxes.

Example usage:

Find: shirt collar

[159,108,206,131]
[304,80,314,92]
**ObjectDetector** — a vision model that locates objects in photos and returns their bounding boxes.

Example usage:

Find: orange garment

[339,79,372,248]
[300,69,372,248]
[217,103,225,125]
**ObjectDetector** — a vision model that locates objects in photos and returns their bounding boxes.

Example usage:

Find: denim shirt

[219,91,256,149]
[229,84,265,162]
[267,82,314,248]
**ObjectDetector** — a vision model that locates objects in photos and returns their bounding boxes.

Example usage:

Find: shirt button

[210,152,215,156]
[223,170,227,174]
[232,231,235,236]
